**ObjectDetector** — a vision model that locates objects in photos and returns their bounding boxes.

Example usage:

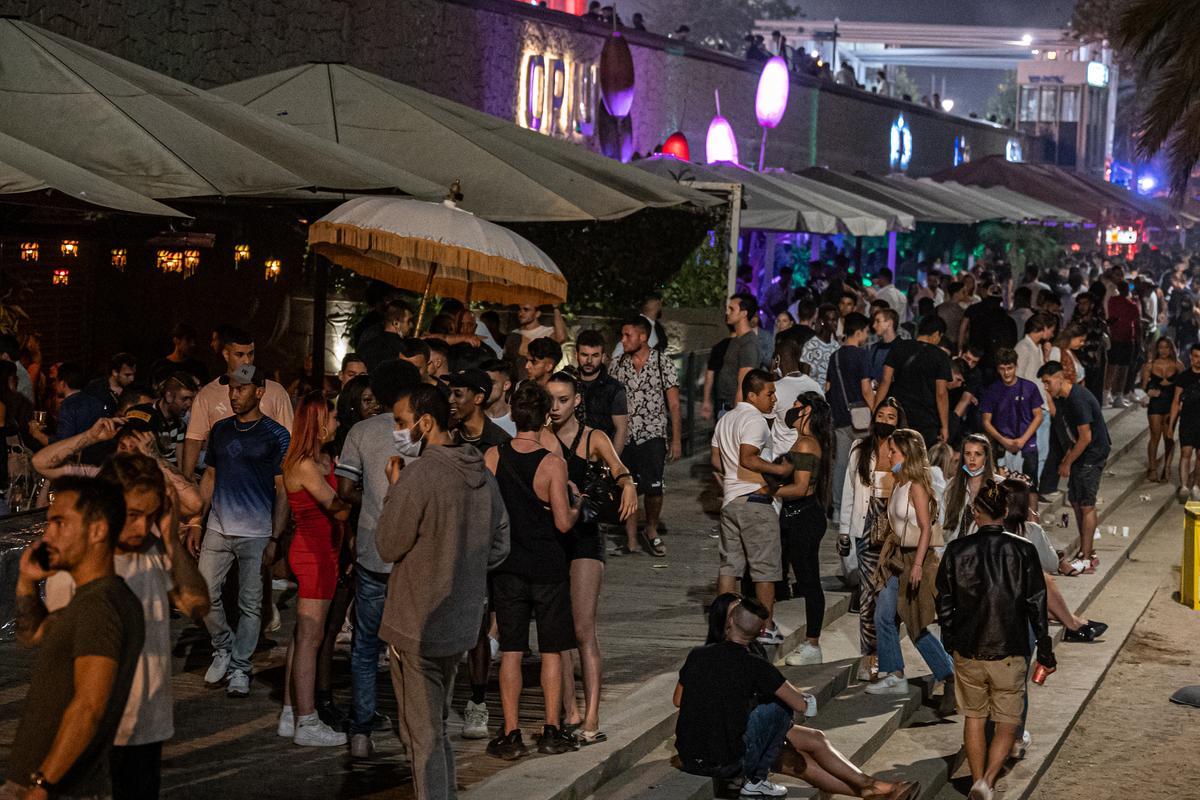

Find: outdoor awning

[756,170,915,235]
[0,21,442,200]
[876,175,1079,224]
[932,156,1167,225]
[0,131,189,217]
[213,63,719,222]
[632,156,838,232]
[800,167,978,225]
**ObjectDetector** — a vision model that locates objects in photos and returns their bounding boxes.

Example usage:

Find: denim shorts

[1068,461,1103,507]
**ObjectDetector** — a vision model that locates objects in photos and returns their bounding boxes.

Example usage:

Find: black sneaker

[486,729,529,760]
[370,710,391,732]
[1085,620,1108,639]
[537,724,580,755]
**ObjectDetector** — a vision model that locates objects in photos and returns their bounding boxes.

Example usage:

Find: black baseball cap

[447,368,491,399]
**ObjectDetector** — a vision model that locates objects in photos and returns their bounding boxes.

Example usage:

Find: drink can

[802,692,817,717]
[836,534,851,557]
[1061,513,1070,529]
[1032,663,1055,685]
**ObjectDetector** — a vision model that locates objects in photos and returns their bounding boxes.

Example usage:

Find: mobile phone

[32,542,51,571]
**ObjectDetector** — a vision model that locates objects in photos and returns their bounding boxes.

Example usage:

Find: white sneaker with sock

[784,642,823,666]
[740,778,788,797]
[293,713,348,747]
[277,706,294,737]
[204,649,231,685]
[462,700,489,739]
[864,674,909,695]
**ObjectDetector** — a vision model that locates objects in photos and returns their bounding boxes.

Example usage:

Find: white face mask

[393,424,423,458]
[963,464,986,478]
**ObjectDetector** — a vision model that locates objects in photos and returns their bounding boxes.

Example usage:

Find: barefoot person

[674,599,919,800]
[546,372,638,745]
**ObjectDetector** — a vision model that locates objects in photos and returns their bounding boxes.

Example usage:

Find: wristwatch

[29,770,52,789]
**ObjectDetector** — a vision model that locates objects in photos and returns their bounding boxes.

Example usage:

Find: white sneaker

[756,624,786,647]
[968,779,994,800]
[1010,730,1031,759]
[225,669,250,697]
[1112,395,1129,408]
[462,700,489,740]
[277,706,294,737]
[204,650,231,685]
[864,674,909,695]
[784,642,823,666]
[293,714,348,747]
[740,778,788,797]
[350,733,374,759]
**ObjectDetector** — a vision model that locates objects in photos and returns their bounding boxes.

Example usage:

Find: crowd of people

[1,243,1193,800]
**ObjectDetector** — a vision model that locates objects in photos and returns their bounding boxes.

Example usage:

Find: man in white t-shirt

[502,303,567,360]
[872,267,908,324]
[710,369,793,645]
[45,453,209,797]
[180,326,293,479]
[770,338,822,458]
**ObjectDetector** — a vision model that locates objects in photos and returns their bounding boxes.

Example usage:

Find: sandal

[575,729,608,746]
[638,530,667,558]
[610,544,640,557]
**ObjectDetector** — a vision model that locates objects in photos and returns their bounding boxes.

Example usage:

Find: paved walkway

[0,456,846,800]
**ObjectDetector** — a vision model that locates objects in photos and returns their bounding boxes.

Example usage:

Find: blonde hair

[890,428,939,523]
[927,441,955,476]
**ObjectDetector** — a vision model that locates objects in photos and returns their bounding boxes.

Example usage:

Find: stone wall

[3,0,1027,175]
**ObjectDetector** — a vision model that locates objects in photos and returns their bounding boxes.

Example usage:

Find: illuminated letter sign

[519,50,598,138]
[890,115,912,171]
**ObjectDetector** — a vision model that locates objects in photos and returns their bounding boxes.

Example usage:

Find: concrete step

[854,474,1179,800]
[461,595,853,800]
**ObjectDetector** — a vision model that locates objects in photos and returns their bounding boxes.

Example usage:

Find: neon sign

[1104,227,1138,245]
[518,50,598,138]
[953,135,971,166]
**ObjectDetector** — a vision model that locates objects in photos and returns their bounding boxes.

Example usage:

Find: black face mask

[874,422,896,439]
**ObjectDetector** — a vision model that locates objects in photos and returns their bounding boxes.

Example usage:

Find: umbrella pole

[311,253,329,383]
[415,264,438,333]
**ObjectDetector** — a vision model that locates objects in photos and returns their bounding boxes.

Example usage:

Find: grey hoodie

[376,443,510,657]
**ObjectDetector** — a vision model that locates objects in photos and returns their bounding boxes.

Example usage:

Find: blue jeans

[742,702,793,782]
[874,575,954,681]
[198,532,269,674]
[351,564,390,736]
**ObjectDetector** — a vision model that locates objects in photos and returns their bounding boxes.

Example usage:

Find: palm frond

[1116,0,1200,197]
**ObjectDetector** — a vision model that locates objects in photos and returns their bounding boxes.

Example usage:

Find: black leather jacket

[935,525,1055,667]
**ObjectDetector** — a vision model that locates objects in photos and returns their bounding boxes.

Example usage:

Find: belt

[744,493,775,505]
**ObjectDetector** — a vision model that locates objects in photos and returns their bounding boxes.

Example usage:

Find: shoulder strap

[833,349,852,407]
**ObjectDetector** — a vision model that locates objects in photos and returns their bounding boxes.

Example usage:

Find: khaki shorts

[953,653,1028,725]
[719,495,782,583]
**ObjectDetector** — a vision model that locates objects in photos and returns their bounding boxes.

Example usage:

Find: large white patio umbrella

[309,195,566,328]
[0,131,188,217]
[0,20,441,200]
[215,63,719,222]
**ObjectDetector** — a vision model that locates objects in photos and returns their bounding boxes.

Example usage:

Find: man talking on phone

[6,476,145,800]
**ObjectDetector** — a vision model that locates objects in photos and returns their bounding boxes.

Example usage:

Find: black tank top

[494,442,568,582]
[558,426,598,536]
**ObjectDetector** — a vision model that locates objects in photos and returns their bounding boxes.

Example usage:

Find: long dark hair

[706,592,743,645]
[943,433,996,534]
[334,374,373,455]
[1002,476,1032,536]
[793,391,833,507]
[852,397,907,488]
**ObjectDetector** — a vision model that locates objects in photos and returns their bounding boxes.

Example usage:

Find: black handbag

[578,429,621,524]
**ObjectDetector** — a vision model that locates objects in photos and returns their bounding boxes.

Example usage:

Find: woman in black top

[773,392,834,666]
[546,372,637,745]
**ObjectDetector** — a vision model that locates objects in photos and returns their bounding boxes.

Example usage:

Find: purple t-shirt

[979,377,1043,454]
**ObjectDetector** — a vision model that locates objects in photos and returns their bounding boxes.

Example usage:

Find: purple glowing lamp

[705,90,739,164]
[755,56,790,129]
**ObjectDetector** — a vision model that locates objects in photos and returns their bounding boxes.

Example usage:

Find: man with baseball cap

[449,369,513,453]
[181,326,293,480]
[197,364,291,698]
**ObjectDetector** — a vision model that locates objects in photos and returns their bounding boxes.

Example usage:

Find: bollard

[1183,502,1200,610]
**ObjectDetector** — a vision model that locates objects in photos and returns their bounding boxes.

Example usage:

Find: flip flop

[638,531,666,557]
[610,544,639,557]
[576,729,608,746]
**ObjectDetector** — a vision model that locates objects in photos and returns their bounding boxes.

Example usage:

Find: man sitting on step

[673,598,919,800]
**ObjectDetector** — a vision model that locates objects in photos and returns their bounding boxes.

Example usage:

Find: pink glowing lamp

[705,91,738,164]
